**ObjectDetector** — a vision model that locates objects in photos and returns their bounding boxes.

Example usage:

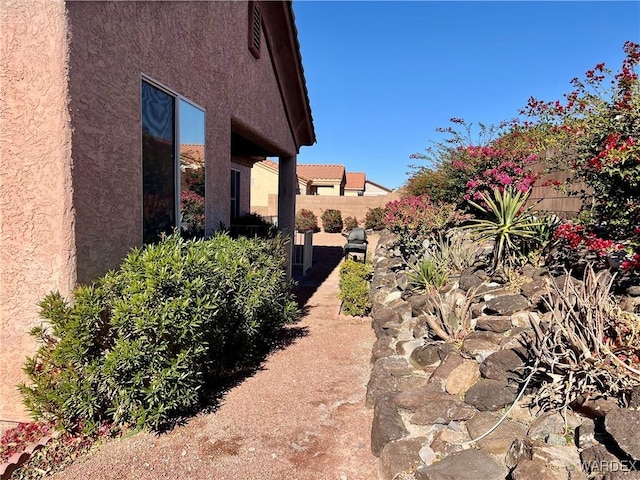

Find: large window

[141,78,205,243]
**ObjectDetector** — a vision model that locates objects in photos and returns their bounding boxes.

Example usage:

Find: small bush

[321,209,343,233]
[295,209,319,232]
[364,207,385,231]
[383,195,470,255]
[343,216,359,231]
[339,259,372,316]
[19,233,298,432]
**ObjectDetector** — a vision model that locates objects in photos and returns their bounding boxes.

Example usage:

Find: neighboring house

[364,179,394,196]
[296,164,346,196]
[345,172,366,196]
[251,158,309,216]
[251,163,393,215]
[1,0,315,425]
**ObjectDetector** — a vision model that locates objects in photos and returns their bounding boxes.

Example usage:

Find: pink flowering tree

[407,118,543,206]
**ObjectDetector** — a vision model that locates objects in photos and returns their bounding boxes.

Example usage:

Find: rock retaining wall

[365,230,640,480]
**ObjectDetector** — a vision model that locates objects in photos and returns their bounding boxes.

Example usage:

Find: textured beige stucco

[1,1,307,424]
[251,162,281,212]
[0,0,75,424]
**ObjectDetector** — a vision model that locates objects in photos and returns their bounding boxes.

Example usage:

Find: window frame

[230,168,241,221]
[140,74,207,241]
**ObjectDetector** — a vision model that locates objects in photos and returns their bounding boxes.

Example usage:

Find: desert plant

[295,209,319,232]
[19,233,298,433]
[424,229,481,274]
[339,259,373,316]
[521,212,562,266]
[321,209,343,233]
[343,216,359,232]
[464,187,541,271]
[406,258,449,292]
[364,207,385,231]
[420,288,477,342]
[528,265,640,411]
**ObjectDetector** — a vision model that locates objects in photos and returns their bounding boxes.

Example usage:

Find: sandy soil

[49,232,379,480]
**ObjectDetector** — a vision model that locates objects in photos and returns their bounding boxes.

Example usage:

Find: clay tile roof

[345,172,366,190]
[257,158,280,173]
[296,164,345,181]
[256,159,311,182]
[180,144,205,166]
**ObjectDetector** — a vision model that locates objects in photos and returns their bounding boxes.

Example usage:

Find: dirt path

[50,233,378,480]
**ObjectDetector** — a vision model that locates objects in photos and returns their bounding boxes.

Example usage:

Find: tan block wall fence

[528,162,585,218]
[257,192,401,227]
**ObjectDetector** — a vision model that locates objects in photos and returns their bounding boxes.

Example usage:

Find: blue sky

[292,1,640,190]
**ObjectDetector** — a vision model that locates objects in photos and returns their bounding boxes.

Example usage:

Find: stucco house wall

[66,1,298,283]
[364,180,393,196]
[1,0,314,426]
[0,0,77,426]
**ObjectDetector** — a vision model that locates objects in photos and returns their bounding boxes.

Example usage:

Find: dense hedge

[19,233,298,432]
[339,259,372,316]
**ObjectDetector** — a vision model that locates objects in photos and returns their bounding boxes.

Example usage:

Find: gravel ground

[49,232,379,480]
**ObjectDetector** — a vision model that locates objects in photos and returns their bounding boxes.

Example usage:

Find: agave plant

[424,229,481,274]
[406,257,449,292]
[464,187,541,271]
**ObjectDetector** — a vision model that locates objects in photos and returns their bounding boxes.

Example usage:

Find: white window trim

[140,74,206,235]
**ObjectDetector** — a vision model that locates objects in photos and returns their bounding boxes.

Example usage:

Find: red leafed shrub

[295,209,319,232]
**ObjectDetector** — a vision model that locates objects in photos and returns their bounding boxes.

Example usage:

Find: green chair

[343,227,368,262]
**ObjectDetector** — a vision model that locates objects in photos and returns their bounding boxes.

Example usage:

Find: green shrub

[19,233,298,432]
[339,259,372,316]
[364,207,385,231]
[343,216,359,231]
[321,209,343,233]
[295,209,319,232]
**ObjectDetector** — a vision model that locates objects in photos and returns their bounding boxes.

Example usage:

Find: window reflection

[179,101,206,238]
[142,81,175,244]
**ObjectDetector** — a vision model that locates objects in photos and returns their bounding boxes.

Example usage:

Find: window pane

[179,100,206,238]
[142,81,175,243]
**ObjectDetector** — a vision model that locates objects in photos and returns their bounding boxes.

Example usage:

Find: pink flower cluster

[463,158,537,201]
